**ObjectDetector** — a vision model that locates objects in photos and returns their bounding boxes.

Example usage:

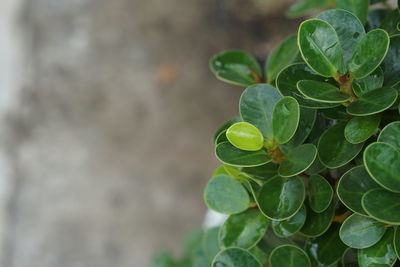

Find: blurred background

[0,0,300,266]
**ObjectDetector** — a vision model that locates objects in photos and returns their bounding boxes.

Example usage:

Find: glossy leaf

[378,121,400,150]
[278,144,317,177]
[298,19,345,77]
[337,166,380,215]
[215,142,271,167]
[317,9,366,65]
[219,209,269,249]
[204,175,250,214]
[358,229,397,267]
[336,0,369,24]
[362,188,400,224]
[395,227,400,260]
[286,107,316,148]
[320,105,349,120]
[242,162,279,181]
[364,142,400,192]
[318,122,364,168]
[272,205,307,238]
[304,223,348,266]
[300,201,335,237]
[340,214,386,249]
[382,35,400,87]
[258,176,305,220]
[308,174,333,213]
[215,130,229,145]
[226,122,264,151]
[348,29,390,79]
[352,67,384,97]
[269,245,311,267]
[212,247,261,267]
[344,115,381,144]
[276,63,340,108]
[297,80,351,103]
[347,87,398,116]
[266,34,299,82]
[210,50,262,86]
[272,97,300,144]
[214,117,242,144]
[240,84,282,140]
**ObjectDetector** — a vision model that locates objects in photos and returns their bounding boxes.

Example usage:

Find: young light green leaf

[240,84,282,140]
[308,174,333,213]
[382,35,400,87]
[269,245,311,267]
[278,144,317,177]
[215,141,271,167]
[219,209,269,249]
[212,247,262,267]
[266,34,299,83]
[336,0,369,24]
[300,201,335,237]
[258,176,305,220]
[339,214,386,249]
[298,19,345,77]
[272,205,307,238]
[364,142,400,193]
[378,121,400,150]
[297,80,351,103]
[210,50,262,86]
[272,97,300,144]
[348,29,390,79]
[226,122,264,151]
[344,115,381,144]
[214,117,242,144]
[362,188,400,224]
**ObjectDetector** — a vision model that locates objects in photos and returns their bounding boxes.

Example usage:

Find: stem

[336,73,356,105]
[267,145,285,164]
[248,67,262,83]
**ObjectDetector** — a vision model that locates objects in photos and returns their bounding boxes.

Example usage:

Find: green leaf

[366,9,388,31]
[276,63,340,108]
[240,84,282,140]
[337,166,380,216]
[347,88,398,116]
[204,174,250,214]
[286,107,316,148]
[304,223,348,266]
[344,115,381,144]
[269,245,311,267]
[215,130,229,145]
[320,105,349,120]
[339,214,386,249]
[286,0,329,18]
[358,228,397,267]
[352,67,384,97]
[318,122,364,168]
[382,35,400,87]
[242,162,279,181]
[258,176,305,220]
[395,227,400,260]
[305,157,326,175]
[212,247,261,267]
[278,144,317,177]
[300,201,335,237]
[219,209,269,249]
[317,9,366,65]
[308,174,333,213]
[348,29,390,79]
[203,227,221,263]
[226,122,264,151]
[362,188,400,224]
[298,19,345,77]
[364,142,400,193]
[336,0,369,24]
[250,246,268,265]
[209,50,262,86]
[297,80,351,103]
[342,248,359,267]
[272,205,307,238]
[215,142,271,167]
[381,10,400,36]
[272,97,300,144]
[266,34,299,82]
[214,117,242,144]
[378,121,400,150]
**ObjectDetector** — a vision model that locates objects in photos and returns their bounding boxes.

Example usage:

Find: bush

[153,0,400,266]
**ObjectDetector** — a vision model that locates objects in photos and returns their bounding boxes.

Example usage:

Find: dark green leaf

[305,157,326,175]
[379,121,400,151]
[258,176,305,220]
[300,201,335,237]
[342,248,359,267]
[266,34,299,82]
[297,80,351,103]
[339,214,386,249]
[278,144,317,177]
[219,209,269,249]
[210,50,262,86]
[318,122,364,168]
[204,175,250,214]
[382,35,400,87]
[337,166,380,215]
[272,97,300,144]
[242,162,279,181]
[344,115,381,144]
[336,0,369,24]
[215,142,271,167]
[320,105,349,120]
[308,174,333,213]
[298,19,345,77]
[347,88,398,116]
[286,107,316,148]
[348,29,390,79]
[364,142,400,192]
[352,67,384,97]
[215,130,229,145]
[269,245,311,267]
[366,9,388,31]
[272,205,307,238]
[240,84,282,140]
[362,188,400,224]
[226,122,264,151]
[286,0,329,18]
[212,247,261,267]
[395,227,400,260]
[381,10,400,36]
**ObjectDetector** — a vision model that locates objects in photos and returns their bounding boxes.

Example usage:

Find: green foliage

[154,0,400,266]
